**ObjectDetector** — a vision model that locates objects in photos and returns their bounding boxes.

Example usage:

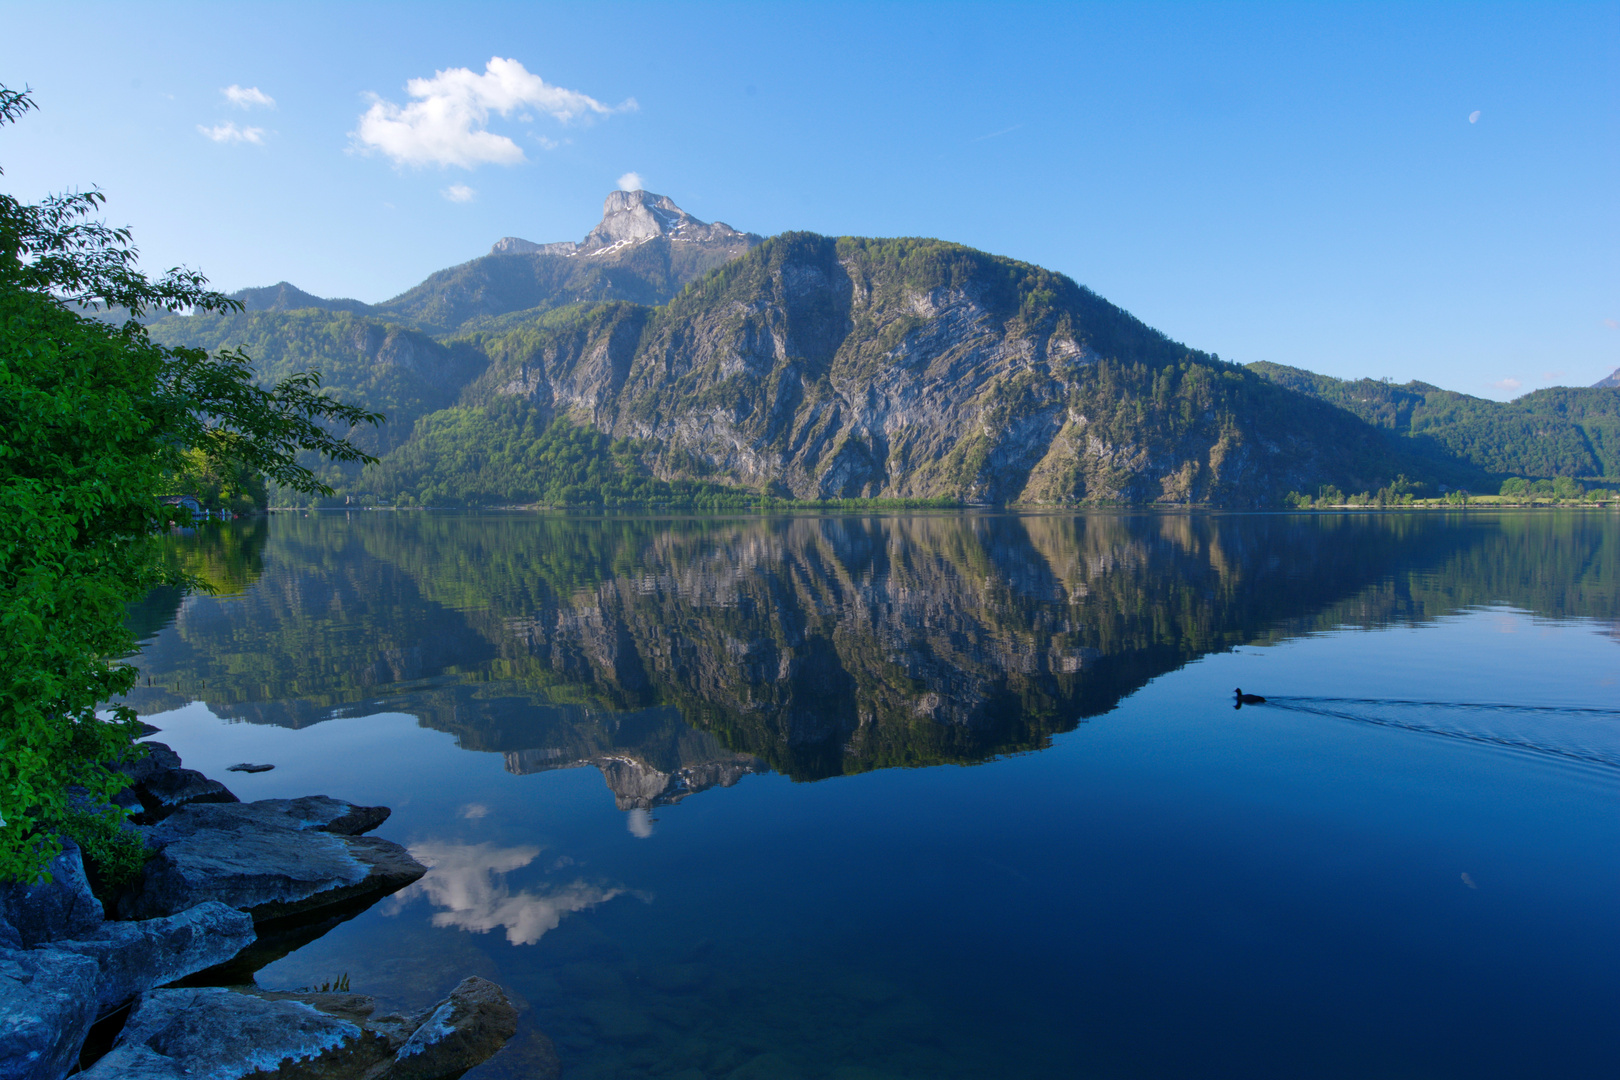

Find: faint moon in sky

[1469,110,1481,124]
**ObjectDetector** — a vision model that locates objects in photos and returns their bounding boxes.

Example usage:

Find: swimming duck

[1233,688,1266,706]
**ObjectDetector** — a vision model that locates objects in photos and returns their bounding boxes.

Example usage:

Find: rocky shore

[0,741,524,1079]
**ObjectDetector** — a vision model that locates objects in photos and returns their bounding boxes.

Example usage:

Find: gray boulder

[81,977,519,1080]
[114,741,238,823]
[0,947,99,1080]
[51,902,256,1014]
[117,799,423,923]
[0,840,102,949]
[116,742,182,784]
[131,768,237,822]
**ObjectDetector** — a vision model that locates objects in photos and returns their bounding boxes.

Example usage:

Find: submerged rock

[0,948,99,1080]
[80,976,519,1080]
[389,977,519,1080]
[116,798,424,923]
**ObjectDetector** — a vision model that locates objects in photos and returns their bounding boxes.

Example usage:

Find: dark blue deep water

[122,511,1620,1079]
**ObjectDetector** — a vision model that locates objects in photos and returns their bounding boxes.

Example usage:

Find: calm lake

[120,511,1620,1079]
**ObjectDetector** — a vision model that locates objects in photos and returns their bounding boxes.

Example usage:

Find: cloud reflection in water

[389,841,632,945]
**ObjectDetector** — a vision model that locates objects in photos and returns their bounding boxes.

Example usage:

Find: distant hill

[1596,367,1620,389]
[230,281,374,316]
[1248,362,1620,479]
[148,192,1506,508]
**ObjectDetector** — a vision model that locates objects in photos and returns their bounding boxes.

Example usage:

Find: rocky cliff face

[469,233,1462,505]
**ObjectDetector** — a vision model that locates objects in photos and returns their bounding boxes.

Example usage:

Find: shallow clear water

[123,511,1620,1079]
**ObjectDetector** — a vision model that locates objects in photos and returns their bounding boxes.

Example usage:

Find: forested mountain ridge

[149,309,484,462]
[142,188,1608,507]
[413,232,1476,505]
[1248,361,1620,479]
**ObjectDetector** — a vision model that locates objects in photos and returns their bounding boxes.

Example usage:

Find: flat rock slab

[51,901,256,1014]
[117,799,422,923]
[81,977,518,1080]
[78,986,370,1080]
[0,947,99,1080]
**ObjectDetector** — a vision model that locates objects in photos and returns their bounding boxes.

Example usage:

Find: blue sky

[5,1,1616,396]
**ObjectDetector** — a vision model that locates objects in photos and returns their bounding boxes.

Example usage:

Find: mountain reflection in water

[120,510,1620,1080]
[122,511,1620,817]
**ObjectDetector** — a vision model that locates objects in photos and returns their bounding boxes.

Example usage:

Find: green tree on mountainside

[0,86,380,881]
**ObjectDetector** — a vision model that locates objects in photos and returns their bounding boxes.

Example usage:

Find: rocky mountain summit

[492,189,756,258]
[219,190,760,332]
[1595,367,1620,389]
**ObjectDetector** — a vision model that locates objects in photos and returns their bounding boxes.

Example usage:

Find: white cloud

[1490,377,1522,393]
[1603,318,1618,330]
[616,171,645,192]
[224,85,275,110]
[1468,110,1481,124]
[441,183,476,202]
[198,121,265,145]
[459,802,489,819]
[391,841,633,945]
[353,57,635,169]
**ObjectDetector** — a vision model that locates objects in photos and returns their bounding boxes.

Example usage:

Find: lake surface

[121,511,1620,1079]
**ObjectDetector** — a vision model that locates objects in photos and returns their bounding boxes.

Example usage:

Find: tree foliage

[1249,361,1620,479]
[0,86,380,880]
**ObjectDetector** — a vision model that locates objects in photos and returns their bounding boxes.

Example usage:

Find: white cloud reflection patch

[390,841,635,945]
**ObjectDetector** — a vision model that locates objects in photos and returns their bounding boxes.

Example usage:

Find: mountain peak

[491,190,754,258]
[1594,368,1620,389]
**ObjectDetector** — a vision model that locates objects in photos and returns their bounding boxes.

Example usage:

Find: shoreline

[0,742,530,1079]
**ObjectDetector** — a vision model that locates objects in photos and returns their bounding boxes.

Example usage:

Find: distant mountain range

[145,190,1617,507]
[226,189,759,333]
